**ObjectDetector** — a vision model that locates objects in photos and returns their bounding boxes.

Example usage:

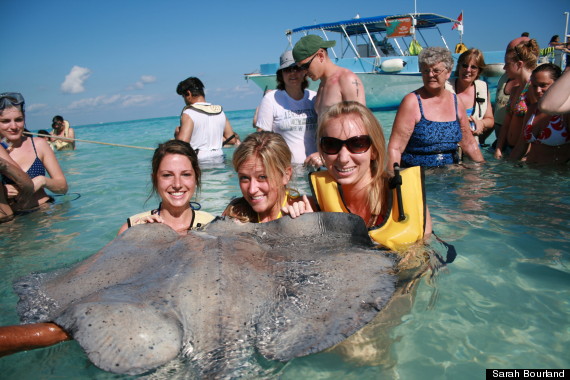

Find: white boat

[245,12,505,109]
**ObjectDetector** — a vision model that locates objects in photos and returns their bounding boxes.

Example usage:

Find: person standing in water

[255,50,320,167]
[175,77,240,163]
[293,35,366,116]
[0,93,68,209]
[50,115,75,151]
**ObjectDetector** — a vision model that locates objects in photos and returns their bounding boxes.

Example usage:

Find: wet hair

[52,115,64,123]
[550,35,559,44]
[176,77,205,97]
[455,48,487,80]
[225,131,293,222]
[532,63,562,81]
[317,101,387,218]
[149,140,201,200]
[418,47,454,71]
[276,70,309,91]
[506,39,540,71]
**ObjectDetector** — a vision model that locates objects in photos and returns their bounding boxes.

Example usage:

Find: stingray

[13,212,398,377]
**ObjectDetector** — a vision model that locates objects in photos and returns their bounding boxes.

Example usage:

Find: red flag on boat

[452,12,463,30]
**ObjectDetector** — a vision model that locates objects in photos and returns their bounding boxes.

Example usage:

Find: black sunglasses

[297,54,317,71]
[320,135,372,155]
[461,63,479,71]
[282,65,305,73]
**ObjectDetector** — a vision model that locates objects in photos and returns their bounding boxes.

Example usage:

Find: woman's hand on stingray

[281,195,314,219]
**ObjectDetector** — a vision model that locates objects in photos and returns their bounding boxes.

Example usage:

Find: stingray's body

[14,213,397,377]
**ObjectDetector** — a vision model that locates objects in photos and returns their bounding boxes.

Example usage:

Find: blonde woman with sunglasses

[288,101,431,250]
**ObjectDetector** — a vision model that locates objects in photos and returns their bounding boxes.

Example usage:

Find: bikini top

[509,82,530,118]
[524,111,570,146]
[1,137,46,185]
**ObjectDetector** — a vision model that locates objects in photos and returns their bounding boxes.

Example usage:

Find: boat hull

[246,69,501,110]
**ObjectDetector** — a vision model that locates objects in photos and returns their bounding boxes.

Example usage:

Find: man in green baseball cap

[293,35,366,115]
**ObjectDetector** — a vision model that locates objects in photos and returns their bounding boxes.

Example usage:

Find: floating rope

[24,131,154,151]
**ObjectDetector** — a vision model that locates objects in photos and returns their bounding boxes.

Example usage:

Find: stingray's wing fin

[256,248,397,361]
[56,301,183,375]
[14,224,180,324]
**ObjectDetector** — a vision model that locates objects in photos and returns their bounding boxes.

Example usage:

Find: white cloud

[61,66,92,94]
[211,85,257,98]
[140,75,156,84]
[26,103,48,112]
[127,75,157,90]
[68,94,153,110]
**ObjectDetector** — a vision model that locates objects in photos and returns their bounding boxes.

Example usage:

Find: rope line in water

[25,132,154,151]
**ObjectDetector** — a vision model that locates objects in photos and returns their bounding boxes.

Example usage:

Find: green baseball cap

[292,35,336,62]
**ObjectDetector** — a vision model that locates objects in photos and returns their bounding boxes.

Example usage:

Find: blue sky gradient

[2,0,568,128]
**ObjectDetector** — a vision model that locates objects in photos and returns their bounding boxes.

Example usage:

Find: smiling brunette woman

[117,140,214,235]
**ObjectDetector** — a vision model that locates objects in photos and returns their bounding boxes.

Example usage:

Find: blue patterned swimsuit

[401,92,462,168]
[2,137,46,185]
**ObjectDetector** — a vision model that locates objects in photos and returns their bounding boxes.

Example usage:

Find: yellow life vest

[127,208,215,230]
[309,166,426,251]
[51,120,74,151]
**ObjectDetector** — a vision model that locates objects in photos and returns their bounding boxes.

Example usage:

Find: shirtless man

[293,35,365,116]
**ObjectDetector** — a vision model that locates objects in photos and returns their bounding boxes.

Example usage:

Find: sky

[2,0,569,128]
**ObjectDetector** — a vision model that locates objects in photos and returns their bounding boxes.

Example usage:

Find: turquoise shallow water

[0,109,569,379]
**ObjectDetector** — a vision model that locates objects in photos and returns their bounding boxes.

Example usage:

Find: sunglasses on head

[320,135,372,155]
[0,92,25,110]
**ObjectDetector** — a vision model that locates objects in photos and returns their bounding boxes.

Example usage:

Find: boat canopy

[286,13,460,36]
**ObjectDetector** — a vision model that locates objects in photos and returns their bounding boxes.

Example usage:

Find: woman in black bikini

[0,92,67,211]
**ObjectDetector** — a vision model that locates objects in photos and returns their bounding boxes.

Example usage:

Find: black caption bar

[487,369,567,379]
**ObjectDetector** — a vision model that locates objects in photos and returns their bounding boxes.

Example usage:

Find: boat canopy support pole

[320,29,338,59]
[417,29,428,48]
[393,38,405,56]
[435,26,450,50]
[340,25,360,58]
[363,24,381,59]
